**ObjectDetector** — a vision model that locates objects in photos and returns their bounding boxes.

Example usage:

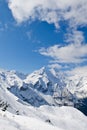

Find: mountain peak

[0,67,87,115]
[35,66,46,75]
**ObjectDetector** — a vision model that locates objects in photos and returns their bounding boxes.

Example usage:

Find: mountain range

[0,67,87,130]
[0,67,87,114]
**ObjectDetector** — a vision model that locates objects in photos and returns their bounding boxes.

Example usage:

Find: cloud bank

[8,0,87,28]
[39,43,87,64]
[67,66,87,77]
[8,0,87,74]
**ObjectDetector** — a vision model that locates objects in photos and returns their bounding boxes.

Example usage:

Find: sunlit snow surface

[0,106,87,130]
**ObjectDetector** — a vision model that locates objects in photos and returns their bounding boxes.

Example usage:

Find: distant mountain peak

[0,67,87,115]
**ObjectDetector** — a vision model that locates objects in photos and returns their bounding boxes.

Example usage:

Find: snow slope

[0,106,87,130]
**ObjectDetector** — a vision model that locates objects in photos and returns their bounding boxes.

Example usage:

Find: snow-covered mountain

[0,67,87,130]
[67,75,87,115]
[0,67,76,108]
[0,67,87,114]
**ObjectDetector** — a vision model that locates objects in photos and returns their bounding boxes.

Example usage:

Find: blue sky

[0,0,87,75]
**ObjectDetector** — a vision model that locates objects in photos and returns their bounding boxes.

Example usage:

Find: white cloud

[8,0,87,46]
[67,66,87,77]
[65,30,85,44]
[8,0,87,28]
[48,64,62,69]
[8,0,87,72]
[39,43,87,64]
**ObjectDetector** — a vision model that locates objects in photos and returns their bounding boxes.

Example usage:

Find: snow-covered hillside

[0,67,87,129]
[0,106,87,130]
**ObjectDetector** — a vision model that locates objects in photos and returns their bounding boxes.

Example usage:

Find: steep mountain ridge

[0,67,87,115]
